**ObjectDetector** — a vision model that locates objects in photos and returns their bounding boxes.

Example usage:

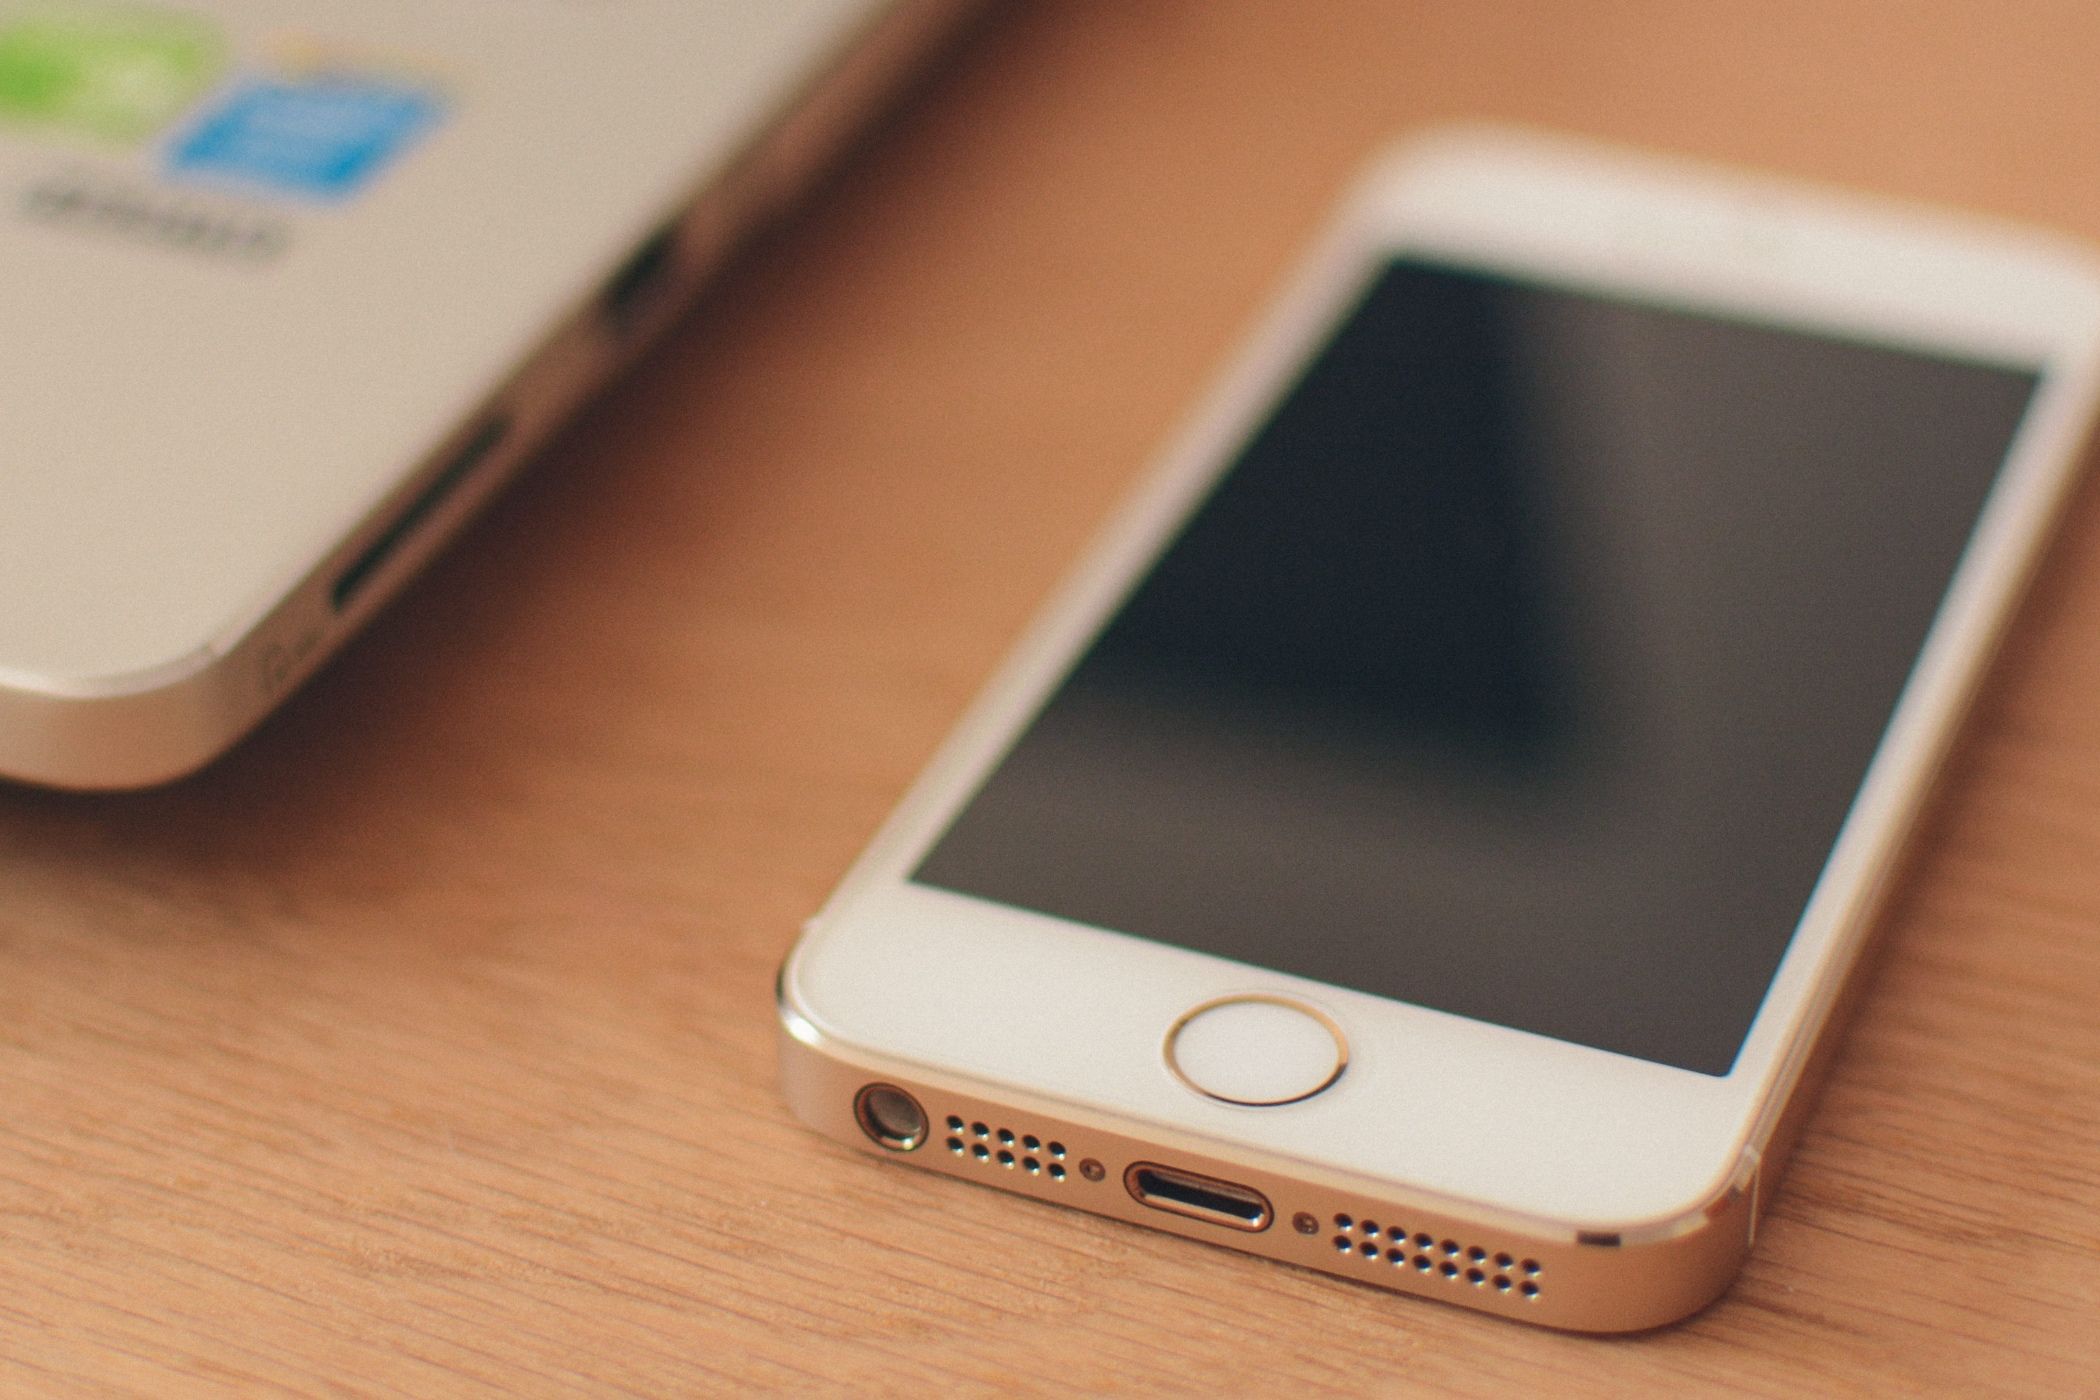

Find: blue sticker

[167,73,440,199]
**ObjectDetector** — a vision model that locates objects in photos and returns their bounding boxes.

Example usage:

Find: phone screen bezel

[786,132,2100,1231]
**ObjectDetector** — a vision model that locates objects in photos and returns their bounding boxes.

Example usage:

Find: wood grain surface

[6,2,2100,1393]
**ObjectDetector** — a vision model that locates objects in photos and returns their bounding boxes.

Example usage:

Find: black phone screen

[912,258,2041,1075]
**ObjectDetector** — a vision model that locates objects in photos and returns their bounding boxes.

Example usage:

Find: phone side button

[1165,995,1348,1107]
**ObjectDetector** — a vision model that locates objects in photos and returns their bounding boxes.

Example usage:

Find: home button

[1165,995,1348,1106]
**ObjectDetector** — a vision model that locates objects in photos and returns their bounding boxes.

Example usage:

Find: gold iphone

[777,129,2100,1331]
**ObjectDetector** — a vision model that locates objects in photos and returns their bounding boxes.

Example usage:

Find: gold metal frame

[780,985,1766,1334]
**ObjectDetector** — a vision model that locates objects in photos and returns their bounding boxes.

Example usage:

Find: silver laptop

[0,0,971,788]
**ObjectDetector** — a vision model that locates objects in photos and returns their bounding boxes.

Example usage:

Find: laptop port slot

[1124,1162,1273,1233]
[601,222,680,334]
[331,414,510,611]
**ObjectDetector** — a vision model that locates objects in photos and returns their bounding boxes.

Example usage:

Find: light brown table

[7,3,2100,1392]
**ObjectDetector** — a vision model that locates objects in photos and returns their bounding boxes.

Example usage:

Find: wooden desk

[6,3,2098,1391]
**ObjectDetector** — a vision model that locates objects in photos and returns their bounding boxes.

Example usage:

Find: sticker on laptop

[0,3,223,143]
[165,68,443,200]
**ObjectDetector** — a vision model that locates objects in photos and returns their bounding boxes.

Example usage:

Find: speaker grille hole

[1323,1212,1542,1299]
[939,1111,1078,1185]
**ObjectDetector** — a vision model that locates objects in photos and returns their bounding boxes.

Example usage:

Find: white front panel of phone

[789,130,2100,1229]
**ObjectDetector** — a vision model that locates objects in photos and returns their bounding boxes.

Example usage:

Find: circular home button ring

[1166,994,1348,1106]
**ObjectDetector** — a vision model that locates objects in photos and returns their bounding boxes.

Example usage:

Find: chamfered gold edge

[775,960,1760,1334]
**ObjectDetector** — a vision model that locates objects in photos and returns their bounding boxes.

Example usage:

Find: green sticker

[0,5,221,143]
